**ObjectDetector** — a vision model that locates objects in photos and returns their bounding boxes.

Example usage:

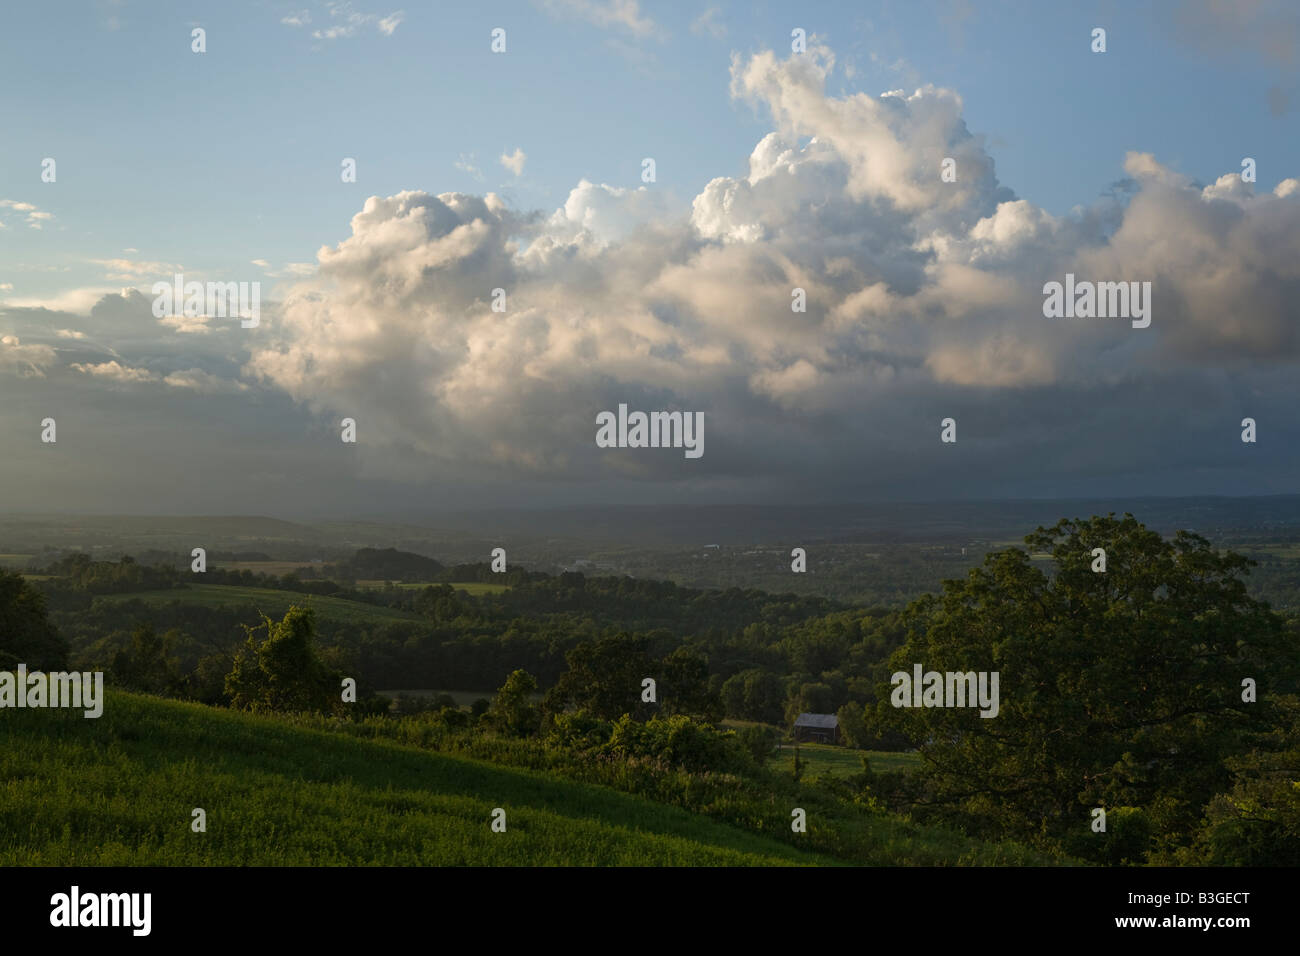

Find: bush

[602,714,740,774]
[735,725,780,766]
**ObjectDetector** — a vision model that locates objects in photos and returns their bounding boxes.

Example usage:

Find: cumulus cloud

[1,287,127,315]
[500,148,527,177]
[69,360,156,384]
[63,359,249,395]
[158,312,217,335]
[0,335,56,377]
[0,287,250,398]
[163,368,250,393]
[209,43,1299,492]
[545,179,674,245]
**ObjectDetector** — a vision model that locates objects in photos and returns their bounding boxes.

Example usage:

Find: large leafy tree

[658,646,723,721]
[544,635,722,722]
[491,668,540,736]
[225,606,343,714]
[870,514,1294,859]
[110,624,183,694]
[0,569,68,670]
[1184,693,1300,865]
[720,668,785,723]
[544,634,653,720]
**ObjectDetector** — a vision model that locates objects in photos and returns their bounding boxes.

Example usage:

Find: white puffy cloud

[544,179,674,245]
[163,368,250,393]
[0,335,56,377]
[218,43,1300,490]
[1,287,126,315]
[500,148,527,177]
[158,312,217,335]
[69,360,156,384]
[66,359,248,394]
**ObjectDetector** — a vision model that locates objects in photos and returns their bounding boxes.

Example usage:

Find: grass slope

[0,691,838,866]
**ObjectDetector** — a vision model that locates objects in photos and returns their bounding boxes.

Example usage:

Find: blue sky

[0,1,1297,515]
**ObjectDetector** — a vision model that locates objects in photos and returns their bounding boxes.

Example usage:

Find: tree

[871,514,1294,859]
[735,724,780,766]
[836,702,869,749]
[720,671,747,718]
[0,569,68,670]
[785,681,835,725]
[1181,694,1300,865]
[720,668,786,723]
[185,652,233,705]
[110,624,182,694]
[225,606,343,714]
[659,646,724,721]
[544,634,653,720]
[491,669,539,736]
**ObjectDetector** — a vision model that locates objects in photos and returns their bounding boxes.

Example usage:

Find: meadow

[0,691,836,866]
[783,743,921,778]
[0,691,1066,866]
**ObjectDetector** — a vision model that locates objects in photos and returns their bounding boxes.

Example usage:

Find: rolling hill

[0,691,840,866]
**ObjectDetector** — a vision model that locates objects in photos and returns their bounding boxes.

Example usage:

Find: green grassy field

[781,743,921,777]
[355,580,510,595]
[0,692,838,866]
[719,722,922,778]
[93,584,421,625]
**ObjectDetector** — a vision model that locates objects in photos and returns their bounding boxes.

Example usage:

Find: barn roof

[794,713,838,729]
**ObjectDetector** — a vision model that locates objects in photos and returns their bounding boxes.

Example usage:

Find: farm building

[793,713,841,745]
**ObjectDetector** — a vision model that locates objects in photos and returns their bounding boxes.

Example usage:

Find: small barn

[793,713,841,745]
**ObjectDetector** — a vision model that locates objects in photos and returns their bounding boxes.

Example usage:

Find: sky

[0,0,1297,516]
